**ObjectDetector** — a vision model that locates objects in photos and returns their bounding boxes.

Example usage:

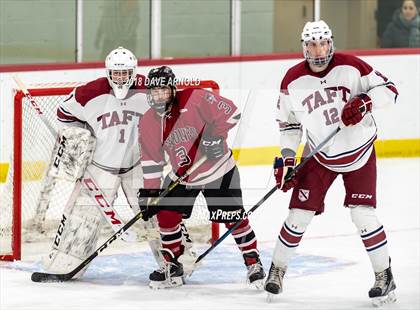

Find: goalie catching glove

[274,157,297,192]
[341,93,372,126]
[137,189,162,221]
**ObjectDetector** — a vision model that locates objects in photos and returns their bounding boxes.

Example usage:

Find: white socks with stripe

[272,206,390,273]
[272,209,315,268]
[350,205,390,272]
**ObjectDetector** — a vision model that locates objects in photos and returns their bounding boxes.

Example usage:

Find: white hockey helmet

[301,20,334,67]
[105,47,137,99]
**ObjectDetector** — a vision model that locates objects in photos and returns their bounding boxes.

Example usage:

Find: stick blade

[31,271,72,283]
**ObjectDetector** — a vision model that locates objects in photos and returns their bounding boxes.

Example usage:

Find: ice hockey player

[42,47,163,277]
[264,21,398,306]
[137,66,265,289]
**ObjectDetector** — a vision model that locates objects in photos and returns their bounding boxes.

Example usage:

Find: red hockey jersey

[139,88,240,188]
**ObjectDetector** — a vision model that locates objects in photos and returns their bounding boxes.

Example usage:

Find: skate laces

[247,262,262,275]
[268,265,285,282]
[165,264,171,280]
[373,270,388,288]
[154,264,167,274]
[155,260,174,274]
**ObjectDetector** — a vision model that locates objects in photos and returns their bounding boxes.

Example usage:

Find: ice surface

[1,158,419,310]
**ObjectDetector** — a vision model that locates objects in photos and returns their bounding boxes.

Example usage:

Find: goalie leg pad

[81,165,138,242]
[120,166,164,267]
[29,127,94,236]
[43,195,103,278]
[81,164,121,203]
[120,164,144,214]
[120,166,159,238]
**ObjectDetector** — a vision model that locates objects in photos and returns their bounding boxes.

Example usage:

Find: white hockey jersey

[57,75,149,172]
[276,53,398,173]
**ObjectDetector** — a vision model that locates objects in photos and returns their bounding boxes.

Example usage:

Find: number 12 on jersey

[323,107,340,126]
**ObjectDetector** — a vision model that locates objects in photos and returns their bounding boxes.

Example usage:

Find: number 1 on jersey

[119,128,125,143]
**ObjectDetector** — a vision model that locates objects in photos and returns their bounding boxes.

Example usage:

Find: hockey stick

[195,127,341,264]
[12,75,136,242]
[31,156,207,282]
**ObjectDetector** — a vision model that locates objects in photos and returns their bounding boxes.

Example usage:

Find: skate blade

[371,291,397,307]
[266,292,277,303]
[149,276,184,289]
[248,279,265,290]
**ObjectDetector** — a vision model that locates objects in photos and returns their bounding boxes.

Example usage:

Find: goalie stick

[194,127,342,265]
[12,75,136,242]
[31,155,207,282]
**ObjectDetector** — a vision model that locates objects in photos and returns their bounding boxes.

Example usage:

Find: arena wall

[1,50,418,182]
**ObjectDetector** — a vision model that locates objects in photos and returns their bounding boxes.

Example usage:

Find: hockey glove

[274,157,298,192]
[200,135,225,160]
[341,93,372,126]
[137,189,161,221]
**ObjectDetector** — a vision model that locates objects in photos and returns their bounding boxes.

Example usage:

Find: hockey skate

[149,249,184,289]
[244,252,266,289]
[264,263,287,302]
[369,265,396,307]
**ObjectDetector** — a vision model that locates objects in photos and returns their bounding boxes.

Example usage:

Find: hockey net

[0,80,220,261]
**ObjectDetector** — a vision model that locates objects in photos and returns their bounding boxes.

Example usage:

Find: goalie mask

[105,47,137,99]
[146,66,177,115]
[301,20,334,67]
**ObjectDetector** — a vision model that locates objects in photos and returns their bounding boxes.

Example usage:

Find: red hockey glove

[341,93,372,126]
[274,157,298,192]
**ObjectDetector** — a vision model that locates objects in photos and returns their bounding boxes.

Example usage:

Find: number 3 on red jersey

[175,146,191,167]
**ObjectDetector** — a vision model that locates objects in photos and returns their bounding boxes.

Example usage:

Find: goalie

[43,47,164,277]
